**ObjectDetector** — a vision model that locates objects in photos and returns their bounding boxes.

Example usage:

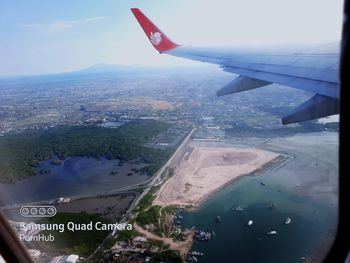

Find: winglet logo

[150,32,162,45]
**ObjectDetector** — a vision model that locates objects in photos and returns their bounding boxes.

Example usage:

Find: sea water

[180,175,336,263]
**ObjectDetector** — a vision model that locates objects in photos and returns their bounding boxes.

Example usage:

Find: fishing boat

[189,251,204,256]
[232,206,244,211]
[285,217,291,224]
[195,230,211,241]
[266,230,277,235]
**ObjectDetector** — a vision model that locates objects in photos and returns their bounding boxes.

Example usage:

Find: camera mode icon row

[20,206,57,217]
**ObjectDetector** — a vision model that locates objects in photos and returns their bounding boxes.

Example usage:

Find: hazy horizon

[0,0,343,76]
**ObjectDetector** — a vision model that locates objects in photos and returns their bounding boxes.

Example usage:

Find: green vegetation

[0,119,173,182]
[115,229,139,242]
[162,206,177,215]
[136,193,163,236]
[136,205,161,225]
[137,193,156,212]
[135,192,179,237]
[136,204,179,238]
[42,212,112,256]
[160,206,178,237]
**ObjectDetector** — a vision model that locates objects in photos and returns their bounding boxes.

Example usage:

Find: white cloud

[19,16,104,33]
[48,21,74,32]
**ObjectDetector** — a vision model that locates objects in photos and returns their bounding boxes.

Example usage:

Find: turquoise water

[180,175,336,263]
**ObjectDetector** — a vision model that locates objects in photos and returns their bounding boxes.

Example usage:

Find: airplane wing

[131,8,340,124]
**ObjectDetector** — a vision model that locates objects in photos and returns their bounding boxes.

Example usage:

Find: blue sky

[0,0,343,76]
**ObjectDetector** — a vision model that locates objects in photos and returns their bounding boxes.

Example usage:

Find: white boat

[247,220,253,226]
[233,206,244,211]
[285,217,291,224]
[266,230,277,235]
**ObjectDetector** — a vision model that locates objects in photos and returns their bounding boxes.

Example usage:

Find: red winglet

[131,8,179,53]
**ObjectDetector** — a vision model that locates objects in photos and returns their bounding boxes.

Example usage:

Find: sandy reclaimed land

[154,146,280,207]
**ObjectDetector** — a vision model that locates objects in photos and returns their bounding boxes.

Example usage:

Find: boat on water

[195,230,211,241]
[232,206,244,211]
[260,182,266,186]
[266,230,277,235]
[215,215,221,222]
[247,220,253,226]
[187,256,198,262]
[189,251,204,256]
[285,217,291,224]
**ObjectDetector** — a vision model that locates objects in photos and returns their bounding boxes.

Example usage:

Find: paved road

[86,127,196,260]
[126,127,196,216]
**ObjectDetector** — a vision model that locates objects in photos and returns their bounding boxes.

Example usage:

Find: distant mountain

[78,63,153,73]
[76,63,214,75]
[0,63,216,81]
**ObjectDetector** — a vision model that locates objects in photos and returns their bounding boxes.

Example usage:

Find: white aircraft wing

[131,8,339,124]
